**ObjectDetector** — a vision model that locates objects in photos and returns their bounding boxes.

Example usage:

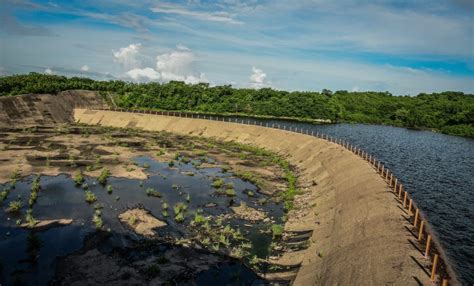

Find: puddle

[0,155,284,285]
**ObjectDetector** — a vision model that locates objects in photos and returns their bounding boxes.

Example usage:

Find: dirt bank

[0,90,106,127]
[75,109,434,285]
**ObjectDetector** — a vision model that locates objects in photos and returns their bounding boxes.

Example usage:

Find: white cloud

[80,65,90,72]
[155,45,207,83]
[112,43,141,68]
[151,3,243,25]
[249,66,267,88]
[44,68,54,74]
[120,44,207,84]
[126,67,161,81]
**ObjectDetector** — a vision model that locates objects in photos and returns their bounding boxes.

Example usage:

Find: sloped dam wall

[74,108,443,286]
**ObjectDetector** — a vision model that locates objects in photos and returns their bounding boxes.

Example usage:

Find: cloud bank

[116,44,207,84]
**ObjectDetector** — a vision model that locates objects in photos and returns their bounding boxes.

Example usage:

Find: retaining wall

[75,108,458,286]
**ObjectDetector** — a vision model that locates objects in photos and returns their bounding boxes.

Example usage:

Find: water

[230,117,473,284]
[0,156,284,285]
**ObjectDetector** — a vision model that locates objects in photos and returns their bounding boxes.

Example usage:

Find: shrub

[225,189,236,197]
[74,171,85,186]
[25,209,37,227]
[84,191,97,203]
[271,224,284,238]
[128,215,138,225]
[173,203,187,215]
[162,202,168,210]
[28,191,38,207]
[97,168,110,185]
[92,209,103,229]
[211,178,224,188]
[106,185,113,194]
[146,188,161,197]
[7,200,22,213]
[0,188,10,201]
[143,162,150,169]
[175,212,185,223]
[31,176,41,192]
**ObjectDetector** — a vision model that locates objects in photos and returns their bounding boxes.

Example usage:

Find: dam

[0,92,461,285]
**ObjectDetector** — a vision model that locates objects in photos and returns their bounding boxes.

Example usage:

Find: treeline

[1,73,473,138]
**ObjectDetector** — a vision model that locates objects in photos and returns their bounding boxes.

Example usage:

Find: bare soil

[118,208,167,237]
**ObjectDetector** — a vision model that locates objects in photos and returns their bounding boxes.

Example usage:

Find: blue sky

[1,0,473,95]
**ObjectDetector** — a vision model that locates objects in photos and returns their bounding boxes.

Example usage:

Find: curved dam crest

[75,108,434,285]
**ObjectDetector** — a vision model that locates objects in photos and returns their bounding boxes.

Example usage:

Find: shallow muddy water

[0,155,284,285]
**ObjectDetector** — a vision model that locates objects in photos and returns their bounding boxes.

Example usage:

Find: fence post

[414,209,420,227]
[431,254,439,281]
[425,235,432,257]
[399,184,403,198]
[408,199,413,215]
[418,220,425,241]
[403,191,408,208]
[442,279,448,286]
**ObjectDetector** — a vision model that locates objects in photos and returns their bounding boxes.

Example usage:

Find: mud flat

[75,109,436,285]
[0,123,299,284]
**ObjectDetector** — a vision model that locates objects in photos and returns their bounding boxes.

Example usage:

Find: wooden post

[377,161,380,172]
[394,178,398,192]
[398,184,403,199]
[408,199,413,215]
[418,220,425,241]
[431,254,439,281]
[414,208,419,227]
[442,279,448,286]
[381,165,384,175]
[403,191,408,208]
[390,173,393,186]
[425,235,432,257]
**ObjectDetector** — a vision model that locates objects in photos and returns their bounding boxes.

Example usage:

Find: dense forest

[1,73,473,138]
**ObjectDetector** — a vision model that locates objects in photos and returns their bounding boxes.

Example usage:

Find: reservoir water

[256,119,474,284]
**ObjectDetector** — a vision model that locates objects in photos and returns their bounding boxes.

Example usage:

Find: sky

[1,0,473,95]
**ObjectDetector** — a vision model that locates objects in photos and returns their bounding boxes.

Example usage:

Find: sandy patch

[118,208,167,237]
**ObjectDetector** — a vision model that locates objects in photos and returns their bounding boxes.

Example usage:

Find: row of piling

[94,107,459,285]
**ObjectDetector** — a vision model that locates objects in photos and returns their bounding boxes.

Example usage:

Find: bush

[211,178,224,188]
[74,171,85,186]
[271,224,284,238]
[7,200,22,212]
[84,191,97,203]
[225,189,236,197]
[97,168,110,185]
[175,212,185,223]
[146,188,161,197]
[92,209,103,229]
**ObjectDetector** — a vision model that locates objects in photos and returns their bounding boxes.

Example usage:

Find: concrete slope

[75,109,433,286]
[0,90,106,127]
